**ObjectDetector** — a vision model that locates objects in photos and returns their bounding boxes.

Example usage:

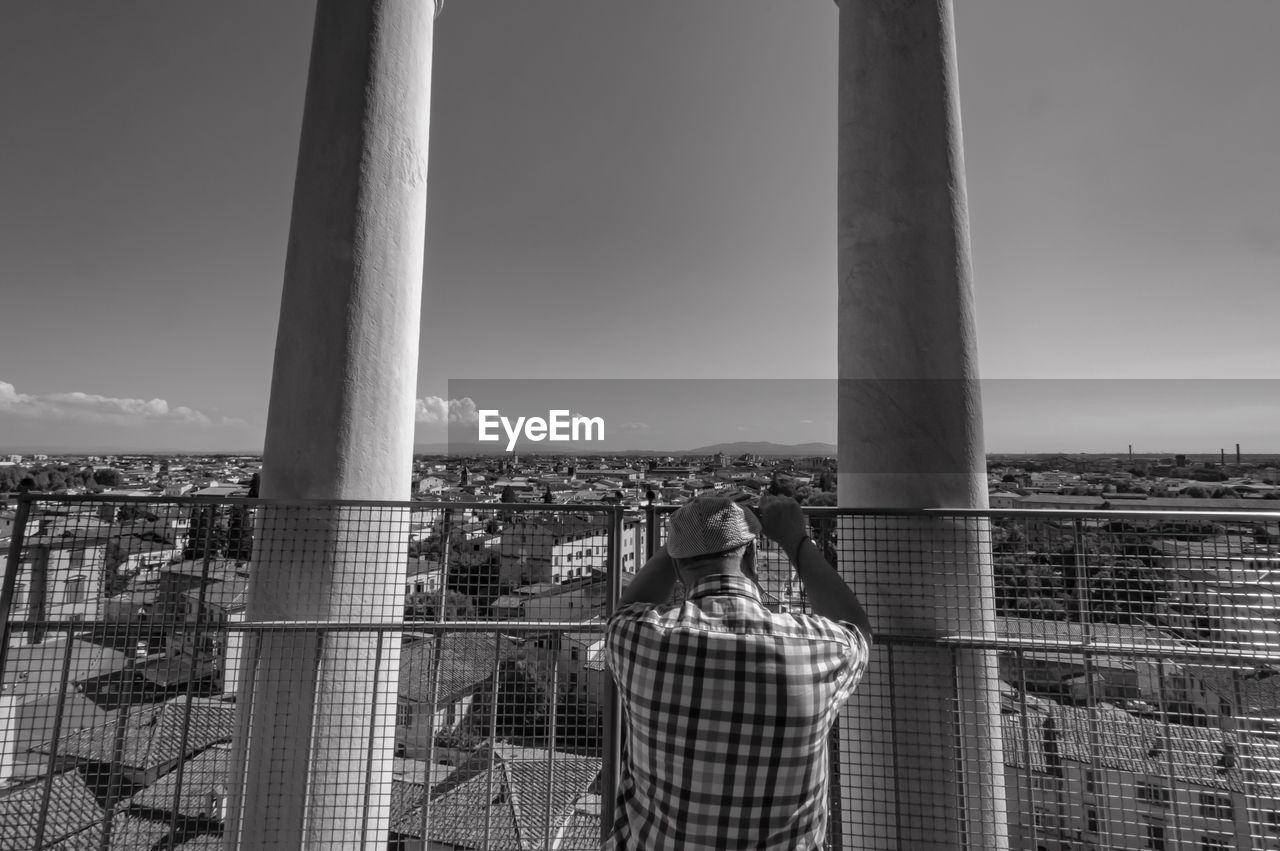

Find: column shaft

[835,1,1007,847]
[225,0,435,847]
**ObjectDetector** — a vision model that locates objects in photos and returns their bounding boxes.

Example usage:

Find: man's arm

[759,495,872,638]
[617,544,678,607]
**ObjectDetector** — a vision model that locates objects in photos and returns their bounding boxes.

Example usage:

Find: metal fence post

[0,494,34,679]
[600,506,624,846]
[32,629,77,851]
[167,503,219,848]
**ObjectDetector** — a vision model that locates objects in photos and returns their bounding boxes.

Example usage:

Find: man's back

[605,573,869,850]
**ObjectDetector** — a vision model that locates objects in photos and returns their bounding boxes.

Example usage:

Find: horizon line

[3,445,1280,459]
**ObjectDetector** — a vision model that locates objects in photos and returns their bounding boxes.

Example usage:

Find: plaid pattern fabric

[604,574,869,850]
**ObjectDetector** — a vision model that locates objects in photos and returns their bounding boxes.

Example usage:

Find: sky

[1,1,1278,454]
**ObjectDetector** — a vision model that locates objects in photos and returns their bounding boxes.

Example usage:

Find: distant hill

[412,440,838,457]
[683,441,837,457]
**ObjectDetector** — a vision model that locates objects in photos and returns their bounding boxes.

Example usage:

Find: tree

[93,468,124,487]
[995,558,1071,620]
[185,505,228,559]
[480,662,549,740]
[225,506,254,561]
[112,504,158,524]
[0,465,27,492]
[405,589,475,621]
[498,485,518,522]
[448,551,503,609]
[768,474,796,498]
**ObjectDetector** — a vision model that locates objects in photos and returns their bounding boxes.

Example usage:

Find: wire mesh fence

[2,494,1279,849]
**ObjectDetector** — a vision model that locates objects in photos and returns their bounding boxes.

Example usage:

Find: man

[604,494,871,849]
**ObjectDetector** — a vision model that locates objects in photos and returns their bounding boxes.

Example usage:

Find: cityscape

[3,449,1280,848]
[4,0,1279,848]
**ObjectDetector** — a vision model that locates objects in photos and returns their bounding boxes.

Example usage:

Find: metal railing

[2,494,1279,849]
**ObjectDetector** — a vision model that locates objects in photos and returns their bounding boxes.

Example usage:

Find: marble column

[835,0,1007,847]
[225,0,440,847]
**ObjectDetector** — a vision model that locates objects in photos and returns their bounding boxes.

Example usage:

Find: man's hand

[617,544,678,607]
[761,494,873,637]
[758,495,808,556]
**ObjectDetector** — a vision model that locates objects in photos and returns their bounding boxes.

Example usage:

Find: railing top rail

[652,503,1280,521]
[6,493,631,514]
[3,618,606,633]
[11,492,1279,522]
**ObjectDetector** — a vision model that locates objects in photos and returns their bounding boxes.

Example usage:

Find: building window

[1198,792,1232,821]
[1145,820,1166,851]
[1085,769,1097,795]
[63,575,87,605]
[1086,808,1100,834]
[1199,836,1232,851]
[570,648,579,663]
[1136,782,1171,807]
[396,702,412,728]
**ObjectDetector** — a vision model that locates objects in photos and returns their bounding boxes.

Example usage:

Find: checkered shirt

[604,573,869,850]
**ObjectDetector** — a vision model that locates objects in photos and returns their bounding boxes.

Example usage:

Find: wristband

[790,535,811,564]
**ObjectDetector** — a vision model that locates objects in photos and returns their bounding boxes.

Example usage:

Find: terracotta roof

[1185,664,1280,718]
[2,637,127,699]
[550,792,603,850]
[0,771,102,849]
[399,633,519,705]
[392,744,601,849]
[49,812,195,851]
[996,617,1193,668]
[1003,698,1280,795]
[125,745,230,819]
[37,697,234,771]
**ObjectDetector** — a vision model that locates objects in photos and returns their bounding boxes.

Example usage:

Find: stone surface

[834,0,1007,847]
[225,0,435,847]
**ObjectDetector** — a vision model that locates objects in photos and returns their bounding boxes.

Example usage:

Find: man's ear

[741,541,759,581]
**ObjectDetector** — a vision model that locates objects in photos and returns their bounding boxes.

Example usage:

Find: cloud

[799,419,814,424]
[616,421,651,431]
[0,380,228,426]
[415,396,479,425]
